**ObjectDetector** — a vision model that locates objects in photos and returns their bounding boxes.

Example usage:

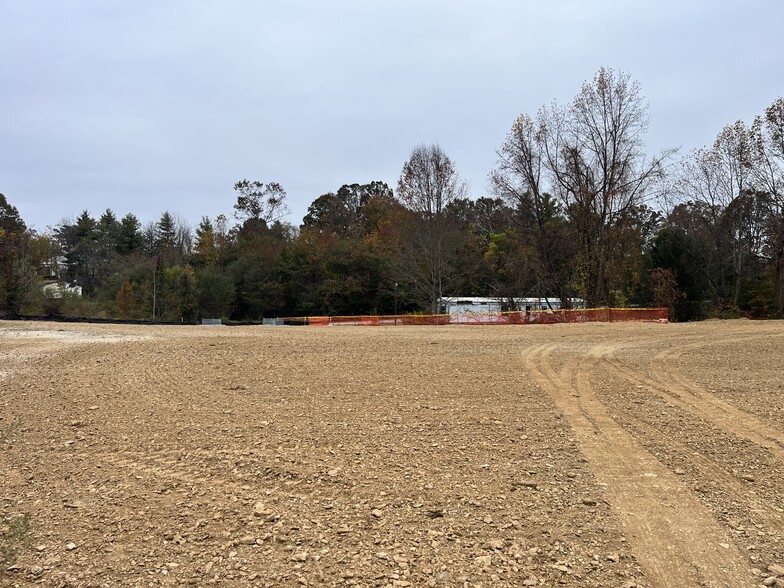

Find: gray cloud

[2,0,782,231]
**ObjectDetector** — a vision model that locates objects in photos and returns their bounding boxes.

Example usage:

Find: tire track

[610,411,784,535]
[597,337,784,461]
[523,343,751,588]
[575,344,784,536]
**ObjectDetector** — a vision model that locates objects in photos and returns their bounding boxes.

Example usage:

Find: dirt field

[1,319,783,588]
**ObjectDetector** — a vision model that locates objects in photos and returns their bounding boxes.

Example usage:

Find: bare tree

[751,97,784,314]
[491,114,546,208]
[397,144,466,218]
[547,69,670,305]
[395,144,467,312]
[675,120,756,306]
[491,113,575,305]
[493,68,669,306]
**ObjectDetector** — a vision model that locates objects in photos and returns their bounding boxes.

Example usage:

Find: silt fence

[281,307,668,326]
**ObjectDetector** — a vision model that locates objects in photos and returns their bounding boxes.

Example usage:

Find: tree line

[2,68,782,322]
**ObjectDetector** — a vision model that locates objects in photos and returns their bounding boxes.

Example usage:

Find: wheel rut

[598,336,784,461]
[586,343,784,536]
[523,343,751,588]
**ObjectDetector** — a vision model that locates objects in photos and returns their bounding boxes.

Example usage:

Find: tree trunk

[775,246,784,318]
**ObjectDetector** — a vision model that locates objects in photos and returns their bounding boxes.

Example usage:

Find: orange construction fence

[280,307,668,326]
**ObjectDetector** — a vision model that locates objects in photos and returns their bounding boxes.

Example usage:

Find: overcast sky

[2,0,782,232]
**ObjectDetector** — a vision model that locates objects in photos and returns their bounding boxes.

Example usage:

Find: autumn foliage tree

[233,180,289,225]
[649,267,684,319]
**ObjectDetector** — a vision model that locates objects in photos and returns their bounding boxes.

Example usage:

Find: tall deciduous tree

[493,68,668,307]
[397,144,466,218]
[536,68,670,305]
[751,97,784,315]
[396,144,467,312]
[296,182,397,315]
[491,114,577,305]
[675,120,759,307]
[302,182,393,238]
[233,180,289,224]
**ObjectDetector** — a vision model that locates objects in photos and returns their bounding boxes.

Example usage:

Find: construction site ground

[1,319,783,588]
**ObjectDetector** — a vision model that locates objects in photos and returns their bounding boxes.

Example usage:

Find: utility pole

[394,282,398,325]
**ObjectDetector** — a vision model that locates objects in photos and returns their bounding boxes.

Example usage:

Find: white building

[42,281,82,298]
[438,296,584,323]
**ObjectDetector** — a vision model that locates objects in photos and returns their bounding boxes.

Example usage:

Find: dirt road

[1,319,782,587]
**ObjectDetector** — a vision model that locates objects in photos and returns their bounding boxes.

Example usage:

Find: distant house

[42,281,82,298]
[40,255,67,280]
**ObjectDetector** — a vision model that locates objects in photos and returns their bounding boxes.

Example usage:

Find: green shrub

[0,513,30,580]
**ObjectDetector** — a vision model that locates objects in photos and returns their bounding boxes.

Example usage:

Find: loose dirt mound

[1,320,782,587]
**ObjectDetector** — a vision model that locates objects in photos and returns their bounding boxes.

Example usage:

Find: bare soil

[1,319,783,587]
